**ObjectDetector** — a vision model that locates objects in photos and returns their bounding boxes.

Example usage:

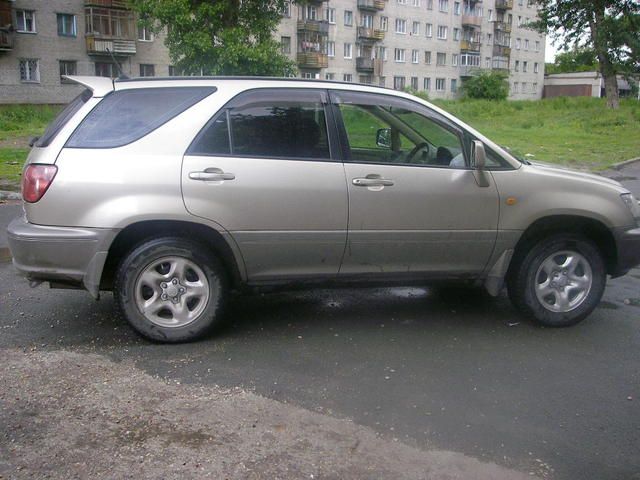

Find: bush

[403,87,430,101]
[461,71,509,100]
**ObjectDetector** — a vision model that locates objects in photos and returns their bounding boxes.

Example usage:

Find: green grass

[0,98,638,190]
[430,96,640,170]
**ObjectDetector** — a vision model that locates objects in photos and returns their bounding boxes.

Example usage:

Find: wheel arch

[100,220,246,291]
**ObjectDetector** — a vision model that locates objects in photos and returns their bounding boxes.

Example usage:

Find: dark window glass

[189,112,230,155]
[232,102,329,158]
[66,87,216,149]
[36,89,92,148]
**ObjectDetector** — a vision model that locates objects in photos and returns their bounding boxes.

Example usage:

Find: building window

[533,82,538,92]
[438,0,449,12]
[452,53,459,66]
[454,2,461,14]
[379,76,386,87]
[394,48,406,62]
[344,10,353,26]
[393,76,406,90]
[513,82,519,93]
[95,62,115,78]
[59,60,77,83]
[398,0,407,4]
[361,14,373,28]
[514,60,519,71]
[451,79,457,93]
[412,0,420,6]
[523,61,528,72]
[325,8,336,24]
[412,21,420,35]
[453,28,460,41]
[359,75,373,84]
[411,76,419,89]
[380,16,388,31]
[535,41,540,52]
[139,64,155,77]
[426,0,434,9]
[424,51,432,64]
[436,78,446,91]
[19,59,40,83]
[282,1,291,17]
[15,10,36,33]
[437,25,447,40]
[377,46,388,61]
[395,18,407,34]
[515,38,521,50]
[138,25,154,41]
[301,72,317,79]
[425,23,433,38]
[280,36,291,54]
[327,41,335,57]
[168,66,180,76]
[344,42,352,59]
[325,73,334,80]
[412,49,419,63]
[534,62,539,73]
[343,73,353,82]
[57,14,76,37]
[436,52,446,66]
[424,77,431,90]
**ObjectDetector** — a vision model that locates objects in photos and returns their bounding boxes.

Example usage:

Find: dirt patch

[0,136,30,149]
[0,348,541,479]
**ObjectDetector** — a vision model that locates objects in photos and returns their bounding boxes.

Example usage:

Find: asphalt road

[1,165,640,479]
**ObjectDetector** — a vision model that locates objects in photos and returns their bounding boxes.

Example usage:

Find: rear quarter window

[35,89,92,148]
[66,87,216,149]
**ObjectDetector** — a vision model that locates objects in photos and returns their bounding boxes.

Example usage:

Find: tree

[545,47,598,74]
[533,1,640,109]
[461,71,509,100]
[130,0,297,77]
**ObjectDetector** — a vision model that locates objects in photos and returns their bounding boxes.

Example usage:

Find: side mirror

[376,128,391,149]
[472,140,486,170]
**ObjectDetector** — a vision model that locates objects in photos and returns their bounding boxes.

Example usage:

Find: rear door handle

[352,177,394,187]
[189,167,235,182]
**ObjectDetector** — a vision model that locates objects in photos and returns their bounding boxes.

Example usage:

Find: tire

[114,237,228,343]
[507,234,606,327]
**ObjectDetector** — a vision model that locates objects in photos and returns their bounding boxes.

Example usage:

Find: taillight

[22,164,58,203]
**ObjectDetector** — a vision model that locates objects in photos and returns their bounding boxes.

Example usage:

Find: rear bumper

[7,216,118,297]
[611,226,640,277]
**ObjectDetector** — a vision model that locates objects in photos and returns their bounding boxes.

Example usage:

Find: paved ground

[1,164,639,479]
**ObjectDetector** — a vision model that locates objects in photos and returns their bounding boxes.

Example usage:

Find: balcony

[297,19,330,34]
[493,21,512,33]
[85,0,130,7]
[460,40,481,52]
[357,0,385,11]
[86,36,136,56]
[460,66,483,78]
[0,29,13,52]
[297,52,328,69]
[493,45,511,57]
[495,0,513,9]
[461,15,482,28]
[357,26,385,41]
[356,57,375,72]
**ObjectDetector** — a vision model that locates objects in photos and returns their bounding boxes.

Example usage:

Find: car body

[7,76,640,342]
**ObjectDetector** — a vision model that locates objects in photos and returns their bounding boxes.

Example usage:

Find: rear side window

[188,89,330,160]
[36,89,92,148]
[66,87,216,148]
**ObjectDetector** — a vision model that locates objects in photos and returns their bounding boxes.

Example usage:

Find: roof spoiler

[61,76,115,97]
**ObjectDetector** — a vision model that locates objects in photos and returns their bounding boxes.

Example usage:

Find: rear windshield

[66,87,216,149]
[35,89,92,148]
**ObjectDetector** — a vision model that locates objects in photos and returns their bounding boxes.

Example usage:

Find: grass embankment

[432,96,640,170]
[0,97,638,190]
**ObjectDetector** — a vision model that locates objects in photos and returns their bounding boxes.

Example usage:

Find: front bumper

[612,226,640,277]
[7,216,118,297]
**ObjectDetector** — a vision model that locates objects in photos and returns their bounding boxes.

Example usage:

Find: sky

[545,36,557,63]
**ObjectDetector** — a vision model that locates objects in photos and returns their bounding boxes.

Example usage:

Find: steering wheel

[406,142,430,163]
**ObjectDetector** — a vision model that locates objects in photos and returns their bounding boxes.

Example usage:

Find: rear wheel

[507,234,606,327]
[114,237,227,342]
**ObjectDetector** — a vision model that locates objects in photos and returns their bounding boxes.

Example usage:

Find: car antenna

[105,47,130,80]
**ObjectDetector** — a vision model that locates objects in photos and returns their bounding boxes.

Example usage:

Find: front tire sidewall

[115,238,227,343]
[520,236,606,327]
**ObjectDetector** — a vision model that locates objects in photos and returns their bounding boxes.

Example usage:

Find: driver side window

[336,92,465,168]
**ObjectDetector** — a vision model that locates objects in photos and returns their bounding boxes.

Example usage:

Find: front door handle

[352,176,394,187]
[189,167,235,182]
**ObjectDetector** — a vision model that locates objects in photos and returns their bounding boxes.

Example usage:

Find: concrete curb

[0,247,11,263]
[611,157,640,171]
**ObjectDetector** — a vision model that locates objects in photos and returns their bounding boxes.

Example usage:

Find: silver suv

[7,76,640,342]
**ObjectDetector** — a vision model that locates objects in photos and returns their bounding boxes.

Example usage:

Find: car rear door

[181,88,348,282]
[331,90,500,277]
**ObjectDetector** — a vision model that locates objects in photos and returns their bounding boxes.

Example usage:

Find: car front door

[332,90,499,277]
[182,88,348,282]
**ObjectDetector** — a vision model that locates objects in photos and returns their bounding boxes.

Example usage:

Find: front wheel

[507,234,606,327]
[114,237,228,342]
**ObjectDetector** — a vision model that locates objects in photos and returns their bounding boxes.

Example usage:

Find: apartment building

[276,0,546,99]
[0,0,544,104]
[0,0,170,104]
